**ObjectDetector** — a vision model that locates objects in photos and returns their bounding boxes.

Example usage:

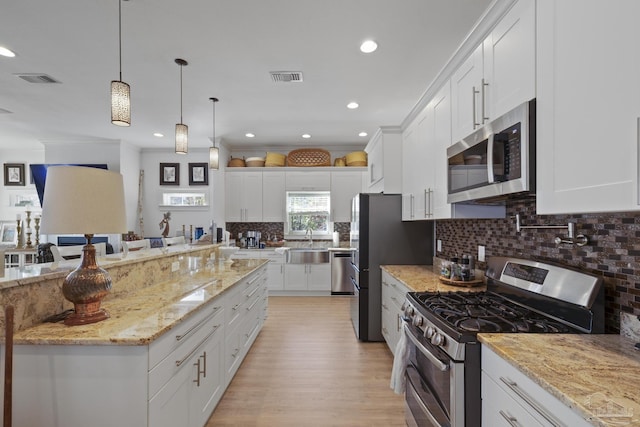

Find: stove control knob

[405,306,415,317]
[425,326,435,339]
[431,332,446,347]
[413,315,424,327]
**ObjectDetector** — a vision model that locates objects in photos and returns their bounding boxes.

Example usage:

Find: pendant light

[111,0,130,126]
[209,97,219,170]
[175,58,188,154]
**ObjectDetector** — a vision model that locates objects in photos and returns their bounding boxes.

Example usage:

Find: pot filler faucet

[306,227,313,247]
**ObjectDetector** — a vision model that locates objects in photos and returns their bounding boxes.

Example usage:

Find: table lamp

[40,166,127,326]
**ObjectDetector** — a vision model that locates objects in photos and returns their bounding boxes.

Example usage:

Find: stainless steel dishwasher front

[330,250,354,295]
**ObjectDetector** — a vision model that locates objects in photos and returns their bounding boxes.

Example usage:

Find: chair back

[122,239,150,257]
[162,236,186,247]
[50,242,106,262]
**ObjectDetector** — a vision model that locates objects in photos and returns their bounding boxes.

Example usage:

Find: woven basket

[265,152,286,167]
[246,157,265,167]
[345,151,367,166]
[287,148,331,167]
[228,157,246,167]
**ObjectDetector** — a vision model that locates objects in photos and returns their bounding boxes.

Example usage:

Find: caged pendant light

[175,58,188,154]
[111,0,130,126]
[209,97,219,170]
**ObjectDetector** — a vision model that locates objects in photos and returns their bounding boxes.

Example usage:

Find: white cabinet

[285,171,330,191]
[451,0,535,142]
[262,171,285,221]
[3,249,37,268]
[482,345,591,427]
[263,251,285,292]
[284,263,330,292]
[225,171,263,222]
[365,126,403,193]
[330,171,363,223]
[536,0,640,214]
[381,270,410,354]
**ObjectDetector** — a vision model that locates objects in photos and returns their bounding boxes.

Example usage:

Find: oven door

[403,322,466,427]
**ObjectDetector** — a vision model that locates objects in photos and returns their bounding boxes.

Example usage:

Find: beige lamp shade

[40,166,127,235]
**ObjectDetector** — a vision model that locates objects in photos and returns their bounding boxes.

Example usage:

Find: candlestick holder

[189,225,193,243]
[25,210,33,249]
[16,219,22,249]
[34,216,41,246]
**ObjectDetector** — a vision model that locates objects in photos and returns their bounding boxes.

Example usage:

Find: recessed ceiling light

[359,132,368,137]
[360,40,378,54]
[245,133,255,138]
[347,102,359,109]
[302,133,311,139]
[153,133,164,137]
[0,47,16,57]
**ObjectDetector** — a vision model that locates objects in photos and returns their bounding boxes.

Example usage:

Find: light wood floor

[206,296,406,427]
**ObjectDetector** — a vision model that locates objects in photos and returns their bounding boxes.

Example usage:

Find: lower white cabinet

[284,263,330,292]
[482,345,591,427]
[5,267,268,427]
[381,270,410,354]
[231,250,284,292]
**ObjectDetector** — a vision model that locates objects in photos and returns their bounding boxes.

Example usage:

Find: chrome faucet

[305,227,313,247]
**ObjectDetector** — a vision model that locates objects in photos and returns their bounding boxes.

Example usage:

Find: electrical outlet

[171,261,180,272]
[436,239,442,252]
[478,245,486,262]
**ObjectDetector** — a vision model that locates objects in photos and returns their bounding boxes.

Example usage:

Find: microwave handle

[487,133,495,184]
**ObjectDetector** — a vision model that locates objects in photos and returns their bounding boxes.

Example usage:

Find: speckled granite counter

[479,333,640,427]
[381,264,486,292]
[12,258,267,346]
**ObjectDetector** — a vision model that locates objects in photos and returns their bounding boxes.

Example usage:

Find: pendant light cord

[118,0,122,81]
[211,98,216,148]
[180,64,183,123]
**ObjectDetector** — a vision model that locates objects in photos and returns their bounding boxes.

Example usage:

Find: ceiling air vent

[270,71,303,83]
[15,73,61,84]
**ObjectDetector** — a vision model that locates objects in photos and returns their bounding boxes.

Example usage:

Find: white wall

[139,145,227,239]
[120,142,142,234]
[42,139,121,172]
[0,146,45,222]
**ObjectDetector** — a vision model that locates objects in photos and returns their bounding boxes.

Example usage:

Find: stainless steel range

[401,256,605,427]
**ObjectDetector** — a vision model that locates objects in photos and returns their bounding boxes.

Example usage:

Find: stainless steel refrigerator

[349,193,434,341]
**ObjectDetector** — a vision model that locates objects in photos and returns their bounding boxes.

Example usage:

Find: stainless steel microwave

[447,99,535,203]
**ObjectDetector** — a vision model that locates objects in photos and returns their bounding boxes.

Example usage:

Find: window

[286,191,331,237]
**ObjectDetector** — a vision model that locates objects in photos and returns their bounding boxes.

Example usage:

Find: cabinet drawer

[482,371,544,427]
[149,307,224,399]
[149,298,224,369]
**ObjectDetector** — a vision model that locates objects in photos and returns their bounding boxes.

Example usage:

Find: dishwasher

[330,250,354,295]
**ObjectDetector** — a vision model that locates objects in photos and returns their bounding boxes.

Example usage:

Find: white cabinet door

[262,171,285,221]
[365,127,403,193]
[307,263,330,291]
[284,264,308,290]
[285,171,330,191]
[225,171,263,222]
[451,0,535,142]
[331,171,363,223]
[484,0,535,120]
[431,80,454,219]
[536,0,640,214]
[451,43,484,142]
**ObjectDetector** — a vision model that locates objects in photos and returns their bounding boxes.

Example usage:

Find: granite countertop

[479,333,640,427]
[12,258,268,346]
[381,264,486,292]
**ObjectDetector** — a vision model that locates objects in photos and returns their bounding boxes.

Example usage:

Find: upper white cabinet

[285,171,330,191]
[402,105,432,220]
[365,127,403,193]
[536,0,640,214]
[225,171,263,222]
[330,171,363,223]
[451,0,535,142]
[262,171,285,222]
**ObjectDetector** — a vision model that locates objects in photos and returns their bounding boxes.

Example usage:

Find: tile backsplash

[226,222,350,244]
[436,198,639,333]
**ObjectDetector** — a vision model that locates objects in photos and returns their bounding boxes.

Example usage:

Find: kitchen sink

[286,248,329,264]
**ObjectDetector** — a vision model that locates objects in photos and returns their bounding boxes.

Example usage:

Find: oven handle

[403,323,449,372]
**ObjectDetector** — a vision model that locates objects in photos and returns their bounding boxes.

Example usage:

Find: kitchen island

[0,245,269,427]
[479,333,640,427]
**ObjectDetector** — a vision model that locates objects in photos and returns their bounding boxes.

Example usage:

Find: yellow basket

[345,151,367,166]
[265,152,286,167]
[287,148,331,167]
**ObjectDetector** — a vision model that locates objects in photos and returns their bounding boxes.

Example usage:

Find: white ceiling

[0,0,492,152]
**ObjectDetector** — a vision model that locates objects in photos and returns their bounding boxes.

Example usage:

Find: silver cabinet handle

[176,324,221,367]
[175,305,222,341]
[498,410,521,427]
[425,188,433,217]
[499,377,565,427]
[482,78,489,123]
[410,194,415,218]
[472,85,480,129]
